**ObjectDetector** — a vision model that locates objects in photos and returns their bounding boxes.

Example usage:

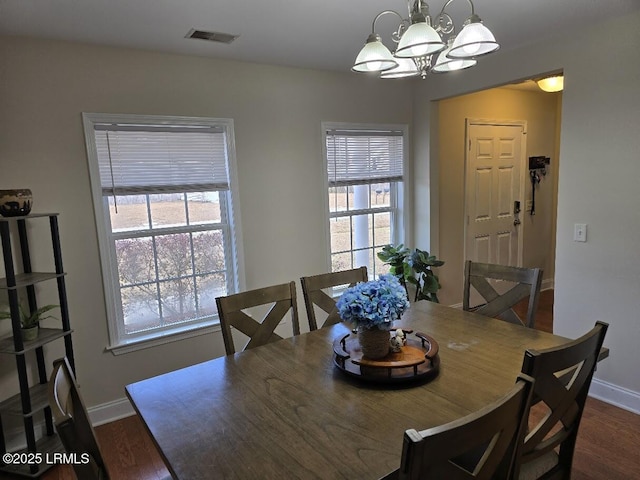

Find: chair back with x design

[385,374,535,480]
[463,260,543,328]
[517,321,608,480]
[216,281,300,355]
[301,266,368,331]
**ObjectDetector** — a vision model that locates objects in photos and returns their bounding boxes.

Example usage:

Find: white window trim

[321,121,410,274]
[82,113,245,354]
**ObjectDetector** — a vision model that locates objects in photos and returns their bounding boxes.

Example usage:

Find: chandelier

[352,0,499,79]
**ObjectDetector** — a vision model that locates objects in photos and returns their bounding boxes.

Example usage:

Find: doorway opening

[435,79,562,328]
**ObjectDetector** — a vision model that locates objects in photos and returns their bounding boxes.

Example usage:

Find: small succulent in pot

[0,304,59,329]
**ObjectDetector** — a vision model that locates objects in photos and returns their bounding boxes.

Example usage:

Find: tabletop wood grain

[125,301,574,480]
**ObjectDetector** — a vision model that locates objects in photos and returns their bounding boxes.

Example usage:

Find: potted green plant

[0,304,59,341]
[409,248,445,303]
[377,244,445,303]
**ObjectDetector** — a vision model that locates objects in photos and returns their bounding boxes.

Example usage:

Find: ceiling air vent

[185,29,239,44]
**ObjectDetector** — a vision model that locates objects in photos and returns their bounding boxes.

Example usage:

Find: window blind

[326,129,404,187]
[94,123,230,195]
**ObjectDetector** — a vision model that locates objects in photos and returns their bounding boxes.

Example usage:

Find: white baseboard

[88,396,136,426]
[589,378,640,415]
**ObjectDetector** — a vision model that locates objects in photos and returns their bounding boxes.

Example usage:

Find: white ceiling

[1,0,639,73]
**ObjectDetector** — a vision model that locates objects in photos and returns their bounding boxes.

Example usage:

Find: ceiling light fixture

[352,0,499,79]
[536,75,564,92]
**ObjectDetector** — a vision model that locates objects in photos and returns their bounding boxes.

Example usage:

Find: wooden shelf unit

[0,213,75,478]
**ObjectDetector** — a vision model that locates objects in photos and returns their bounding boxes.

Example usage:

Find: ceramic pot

[0,189,33,217]
[359,328,390,359]
[21,325,39,342]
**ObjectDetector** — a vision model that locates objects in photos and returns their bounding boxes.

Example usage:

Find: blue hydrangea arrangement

[336,274,410,331]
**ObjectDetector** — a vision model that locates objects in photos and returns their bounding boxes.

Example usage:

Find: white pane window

[83,114,241,351]
[324,124,407,279]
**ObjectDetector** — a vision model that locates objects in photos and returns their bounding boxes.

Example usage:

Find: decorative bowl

[0,189,33,217]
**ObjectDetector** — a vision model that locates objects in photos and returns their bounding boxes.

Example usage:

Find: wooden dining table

[125,301,586,480]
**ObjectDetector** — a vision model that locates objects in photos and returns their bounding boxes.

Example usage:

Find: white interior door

[465,121,525,276]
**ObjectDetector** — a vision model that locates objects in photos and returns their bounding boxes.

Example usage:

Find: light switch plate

[574,223,587,242]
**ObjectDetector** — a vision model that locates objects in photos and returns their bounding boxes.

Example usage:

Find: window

[323,123,407,278]
[83,114,242,353]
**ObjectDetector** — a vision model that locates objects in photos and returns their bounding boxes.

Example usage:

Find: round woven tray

[332,330,440,384]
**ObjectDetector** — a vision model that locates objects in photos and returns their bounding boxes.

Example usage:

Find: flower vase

[359,328,390,359]
[0,189,33,217]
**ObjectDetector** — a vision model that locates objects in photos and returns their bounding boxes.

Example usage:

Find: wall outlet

[574,223,587,242]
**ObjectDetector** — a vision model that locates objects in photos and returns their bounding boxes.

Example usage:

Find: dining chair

[382,374,535,480]
[516,321,608,480]
[49,356,110,480]
[463,260,543,328]
[300,266,368,331]
[216,281,300,355]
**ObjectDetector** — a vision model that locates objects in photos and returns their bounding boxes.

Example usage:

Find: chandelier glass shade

[381,57,421,78]
[448,16,499,58]
[352,34,399,73]
[432,38,476,72]
[352,0,499,79]
[395,20,444,58]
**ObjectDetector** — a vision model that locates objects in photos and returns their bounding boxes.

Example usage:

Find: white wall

[0,36,413,411]
[413,11,640,411]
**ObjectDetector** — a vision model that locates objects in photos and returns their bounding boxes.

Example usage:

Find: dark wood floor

[39,290,640,480]
[513,287,554,333]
